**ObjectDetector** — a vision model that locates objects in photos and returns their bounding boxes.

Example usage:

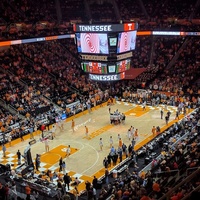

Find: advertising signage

[73,23,138,33]
[89,73,125,81]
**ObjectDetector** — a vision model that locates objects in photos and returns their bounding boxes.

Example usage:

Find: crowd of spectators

[116,0,146,20]
[143,36,185,91]
[117,0,200,31]
[0,0,200,199]
[131,36,151,69]
[60,0,88,22]
[1,0,200,42]
[0,0,24,24]
[127,36,184,87]
[89,1,116,22]
[150,37,200,95]
[0,4,200,142]
[0,39,111,144]
[141,0,197,19]
[95,108,200,200]
[0,47,55,116]
[110,35,200,101]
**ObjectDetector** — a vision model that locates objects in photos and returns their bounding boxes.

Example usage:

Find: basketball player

[117,134,121,141]
[152,126,156,137]
[44,138,49,152]
[109,136,113,148]
[60,120,64,131]
[108,105,111,113]
[99,138,103,151]
[127,128,131,141]
[71,119,75,132]
[66,145,71,157]
[134,129,139,139]
[131,126,135,139]
[51,125,56,139]
[160,108,164,119]
[85,126,89,138]
[142,101,146,111]
[118,138,123,148]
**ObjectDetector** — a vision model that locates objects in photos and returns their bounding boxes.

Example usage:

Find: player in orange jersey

[85,126,89,138]
[152,126,156,137]
[71,119,75,132]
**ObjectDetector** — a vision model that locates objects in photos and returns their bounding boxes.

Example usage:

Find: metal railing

[153,169,180,179]
[158,168,200,200]
[166,38,190,69]
[138,130,189,174]
[186,166,200,176]
[139,108,198,174]
[181,184,200,200]
[41,94,63,111]
[0,98,24,118]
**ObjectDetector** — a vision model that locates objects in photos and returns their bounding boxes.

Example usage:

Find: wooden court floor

[2,101,186,192]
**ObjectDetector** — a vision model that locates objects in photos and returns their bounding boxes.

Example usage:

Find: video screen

[76,33,109,54]
[117,31,137,53]
[116,59,131,73]
[108,65,116,73]
[109,37,117,46]
[81,62,108,74]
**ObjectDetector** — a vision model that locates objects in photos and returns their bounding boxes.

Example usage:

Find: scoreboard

[74,22,138,81]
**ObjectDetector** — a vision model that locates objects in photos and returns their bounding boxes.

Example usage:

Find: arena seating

[116,0,146,20]
[61,0,87,22]
[89,1,116,22]
[151,37,200,94]
[0,0,200,199]
[96,109,200,200]
[141,0,197,19]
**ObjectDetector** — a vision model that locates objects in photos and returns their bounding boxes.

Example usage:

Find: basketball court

[1,101,186,192]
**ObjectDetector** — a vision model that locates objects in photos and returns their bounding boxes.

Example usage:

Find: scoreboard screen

[108,64,116,73]
[81,62,108,74]
[81,59,131,74]
[108,37,117,46]
[117,31,137,53]
[116,59,131,73]
[76,33,109,54]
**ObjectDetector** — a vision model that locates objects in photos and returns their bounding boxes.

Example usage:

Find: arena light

[152,31,181,36]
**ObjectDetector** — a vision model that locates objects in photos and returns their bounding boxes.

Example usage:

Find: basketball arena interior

[0,0,200,200]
